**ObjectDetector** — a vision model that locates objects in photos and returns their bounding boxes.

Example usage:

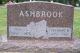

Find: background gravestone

[7,2,74,40]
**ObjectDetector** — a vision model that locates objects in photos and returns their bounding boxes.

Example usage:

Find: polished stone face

[7,2,74,38]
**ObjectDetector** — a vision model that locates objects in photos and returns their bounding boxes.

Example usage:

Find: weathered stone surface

[0,38,80,53]
[7,2,74,39]
[0,35,7,42]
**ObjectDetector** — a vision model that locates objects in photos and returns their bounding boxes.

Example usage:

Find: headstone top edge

[7,1,74,7]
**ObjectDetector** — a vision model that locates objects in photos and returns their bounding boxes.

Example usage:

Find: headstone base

[8,36,72,41]
[0,37,80,53]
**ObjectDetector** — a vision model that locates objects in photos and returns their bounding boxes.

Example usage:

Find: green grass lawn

[0,5,80,38]
[74,7,80,38]
[0,6,7,35]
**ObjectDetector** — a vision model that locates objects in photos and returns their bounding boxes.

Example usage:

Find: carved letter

[30,11,35,17]
[58,11,63,18]
[53,11,58,18]
[46,11,52,18]
[25,11,29,17]
[36,11,40,17]
[19,10,24,16]
[41,11,46,17]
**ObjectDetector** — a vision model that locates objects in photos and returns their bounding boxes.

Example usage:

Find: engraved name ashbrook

[7,2,74,39]
[19,10,63,18]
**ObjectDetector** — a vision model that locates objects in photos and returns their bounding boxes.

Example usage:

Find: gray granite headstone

[7,2,74,40]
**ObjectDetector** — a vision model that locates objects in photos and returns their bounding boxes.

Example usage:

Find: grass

[74,7,80,38]
[0,5,80,38]
[0,6,7,35]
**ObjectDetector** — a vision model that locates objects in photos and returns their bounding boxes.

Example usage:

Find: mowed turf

[0,6,80,38]
[74,7,80,38]
[0,6,7,35]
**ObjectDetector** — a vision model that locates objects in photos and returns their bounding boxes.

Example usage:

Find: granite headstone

[7,2,74,39]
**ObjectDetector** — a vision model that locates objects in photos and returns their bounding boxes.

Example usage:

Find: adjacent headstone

[0,35,7,42]
[7,2,74,39]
